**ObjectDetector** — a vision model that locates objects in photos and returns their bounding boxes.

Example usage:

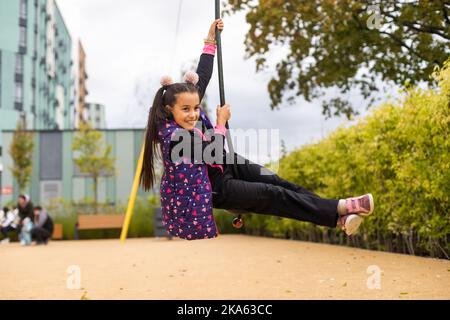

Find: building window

[19,0,27,19]
[0,51,2,109]
[15,54,23,74]
[19,26,27,48]
[32,57,36,76]
[15,83,23,103]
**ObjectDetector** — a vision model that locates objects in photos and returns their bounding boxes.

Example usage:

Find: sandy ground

[1,235,449,300]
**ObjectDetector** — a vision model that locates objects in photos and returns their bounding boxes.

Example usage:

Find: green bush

[233,58,450,259]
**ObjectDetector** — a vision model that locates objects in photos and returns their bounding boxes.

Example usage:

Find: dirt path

[1,235,449,300]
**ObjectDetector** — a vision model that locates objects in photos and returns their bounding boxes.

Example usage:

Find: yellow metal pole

[120,138,146,243]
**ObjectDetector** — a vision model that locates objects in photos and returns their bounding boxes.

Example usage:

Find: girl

[140,19,375,241]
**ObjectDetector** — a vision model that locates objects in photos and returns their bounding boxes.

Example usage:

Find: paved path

[1,235,449,300]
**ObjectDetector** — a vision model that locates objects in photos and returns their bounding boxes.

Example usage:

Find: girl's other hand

[217,104,231,126]
[207,19,224,41]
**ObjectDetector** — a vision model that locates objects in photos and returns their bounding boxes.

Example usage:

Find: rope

[170,0,184,76]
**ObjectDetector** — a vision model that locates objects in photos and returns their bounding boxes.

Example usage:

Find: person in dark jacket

[31,206,54,245]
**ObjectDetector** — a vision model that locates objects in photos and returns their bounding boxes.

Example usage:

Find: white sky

[55,0,393,162]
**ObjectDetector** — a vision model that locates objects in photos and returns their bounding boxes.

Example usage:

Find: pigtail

[140,87,167,191]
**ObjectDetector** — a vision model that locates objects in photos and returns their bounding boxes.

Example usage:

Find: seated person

[0,207,19,244]
[31,206,54,245]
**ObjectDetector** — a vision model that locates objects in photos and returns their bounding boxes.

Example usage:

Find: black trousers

[31,227,51,243]
[1,225,17,238]
[210,155,339,228]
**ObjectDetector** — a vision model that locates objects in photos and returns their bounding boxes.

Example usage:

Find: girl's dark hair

[140,82,199,191]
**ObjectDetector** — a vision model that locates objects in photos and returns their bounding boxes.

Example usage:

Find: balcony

[15,73,23,83]
[19,46,27,54]
[19,18,27,27]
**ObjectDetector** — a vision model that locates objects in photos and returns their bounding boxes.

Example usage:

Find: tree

[9,123,34,194]
[72,123,115,213]
[224,0,450,118]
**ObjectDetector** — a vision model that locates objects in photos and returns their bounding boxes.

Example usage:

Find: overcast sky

[56,0,392,162]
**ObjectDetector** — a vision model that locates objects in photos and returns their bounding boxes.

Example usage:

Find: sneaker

[0,238,10,244]
[345,193,374,217]
[338,214,363,236]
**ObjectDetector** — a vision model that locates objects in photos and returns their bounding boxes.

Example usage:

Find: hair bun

[160,76,173,87]
[183,71,199,86]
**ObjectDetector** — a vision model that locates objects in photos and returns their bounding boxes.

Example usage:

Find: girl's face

[168,92,201,130]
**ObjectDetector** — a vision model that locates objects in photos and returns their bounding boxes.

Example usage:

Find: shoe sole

[357,193,374,217]
[345,215,363,236]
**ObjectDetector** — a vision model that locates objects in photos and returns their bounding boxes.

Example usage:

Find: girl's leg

[214,177,339,228]
[231,155,374,217]
[231,153,321,198]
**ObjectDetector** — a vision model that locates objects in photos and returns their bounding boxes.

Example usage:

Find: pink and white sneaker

[345,193,374,217]
[338,214,363,236]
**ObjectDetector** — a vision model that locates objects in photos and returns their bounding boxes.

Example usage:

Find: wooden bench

[74,215,125,240]
[52,224,63,240]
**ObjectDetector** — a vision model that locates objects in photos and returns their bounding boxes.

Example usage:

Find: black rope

[215,0,245,228]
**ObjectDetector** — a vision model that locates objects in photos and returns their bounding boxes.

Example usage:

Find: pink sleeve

[214,124,227,136]
[203,43,217,56]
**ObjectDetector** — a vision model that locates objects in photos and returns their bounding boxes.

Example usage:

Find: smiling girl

[140,19,374,241]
